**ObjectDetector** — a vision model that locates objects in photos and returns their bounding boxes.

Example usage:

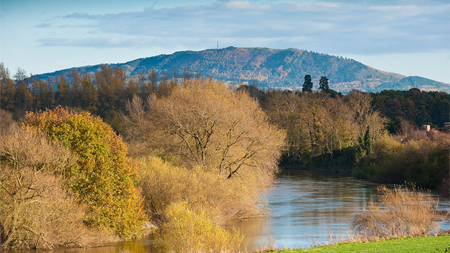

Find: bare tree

[0,126,88,249]
[124,79,286,180]
[345,90,386,143]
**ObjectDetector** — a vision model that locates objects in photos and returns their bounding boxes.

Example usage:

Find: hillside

[32,47,449,93]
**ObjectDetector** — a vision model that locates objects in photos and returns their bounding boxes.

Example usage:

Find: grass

[271,235,450,253]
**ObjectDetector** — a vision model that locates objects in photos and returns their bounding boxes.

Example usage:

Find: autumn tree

[56,75,72,107]
[124,79,285,181]
[261,89,381,167]
[345,90,386,143]
[127,79,140,99]
[0,125,84,249]
[321,96,353,158]
[149,68,158,92]
[158,70,178,97]
[79,73,98,113]
[124,79,286,233]
[296,93,326,153]
[13,68,33,118]
[71,69,82,108]
[0,64,17,112]
[24,107,146,239]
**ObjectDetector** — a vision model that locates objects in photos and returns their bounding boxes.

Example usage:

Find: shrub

[155,201,243,253]
[352,136,404,179]
[352,185,440,240]
[371,135,403,158]
[400,138,450,189]
[138,156,268,224]
[0,126,88,249]
[23,107,146,239]
[353,134,449,190]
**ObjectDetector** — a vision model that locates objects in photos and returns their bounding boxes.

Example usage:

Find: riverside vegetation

[0,77,284,251]
[0,63,448,251]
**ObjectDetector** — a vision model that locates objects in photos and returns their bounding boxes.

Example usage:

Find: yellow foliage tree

[23,107,146,239]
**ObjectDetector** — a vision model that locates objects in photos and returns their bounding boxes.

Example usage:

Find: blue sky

[1,0,449,83]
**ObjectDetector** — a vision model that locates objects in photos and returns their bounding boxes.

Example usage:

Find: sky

[1,0,449,83]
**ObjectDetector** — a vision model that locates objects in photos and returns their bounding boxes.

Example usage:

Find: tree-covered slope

[378,76,449,92]
[31,47,449,93]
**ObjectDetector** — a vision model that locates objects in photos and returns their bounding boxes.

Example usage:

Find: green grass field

[273,236,450,253]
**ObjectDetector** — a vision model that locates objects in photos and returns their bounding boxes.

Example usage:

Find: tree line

[2,63,447,132]
[1,62,448,186]
[0,64,182,132]
[239,82,449,190]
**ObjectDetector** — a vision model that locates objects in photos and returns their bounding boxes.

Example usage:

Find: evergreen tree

[319,76,329,92]
[302,75,313,93]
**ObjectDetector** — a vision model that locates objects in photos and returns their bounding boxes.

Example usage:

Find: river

[9,169,450,252]
[227,170,450,251]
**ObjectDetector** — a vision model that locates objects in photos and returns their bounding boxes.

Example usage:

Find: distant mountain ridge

[32,47,450,93]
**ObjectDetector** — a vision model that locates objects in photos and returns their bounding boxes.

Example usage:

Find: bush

[352,185,440,240]
[155,201,243,253]
[353,134,449,190]
[352,136,403,179]
[23,107,146,239]
[138,156,268,224]
[400,138,449,189]
[0,126,92,249]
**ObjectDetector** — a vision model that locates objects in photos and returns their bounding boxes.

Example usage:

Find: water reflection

[227,169,450,251]
[10,238,159,253]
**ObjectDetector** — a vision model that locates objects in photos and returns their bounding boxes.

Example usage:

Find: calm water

[9,169,450,252]
[228,170,450,250]
[226,169,380,250]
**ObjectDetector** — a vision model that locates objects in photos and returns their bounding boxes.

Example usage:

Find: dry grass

[351,185,441,240]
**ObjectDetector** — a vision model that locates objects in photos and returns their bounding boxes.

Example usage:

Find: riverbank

[270,235,450,253]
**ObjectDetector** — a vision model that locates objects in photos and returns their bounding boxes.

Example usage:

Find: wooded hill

[30,47,449,93]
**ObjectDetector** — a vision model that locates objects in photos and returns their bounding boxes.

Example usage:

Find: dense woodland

[1,63,448,131]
